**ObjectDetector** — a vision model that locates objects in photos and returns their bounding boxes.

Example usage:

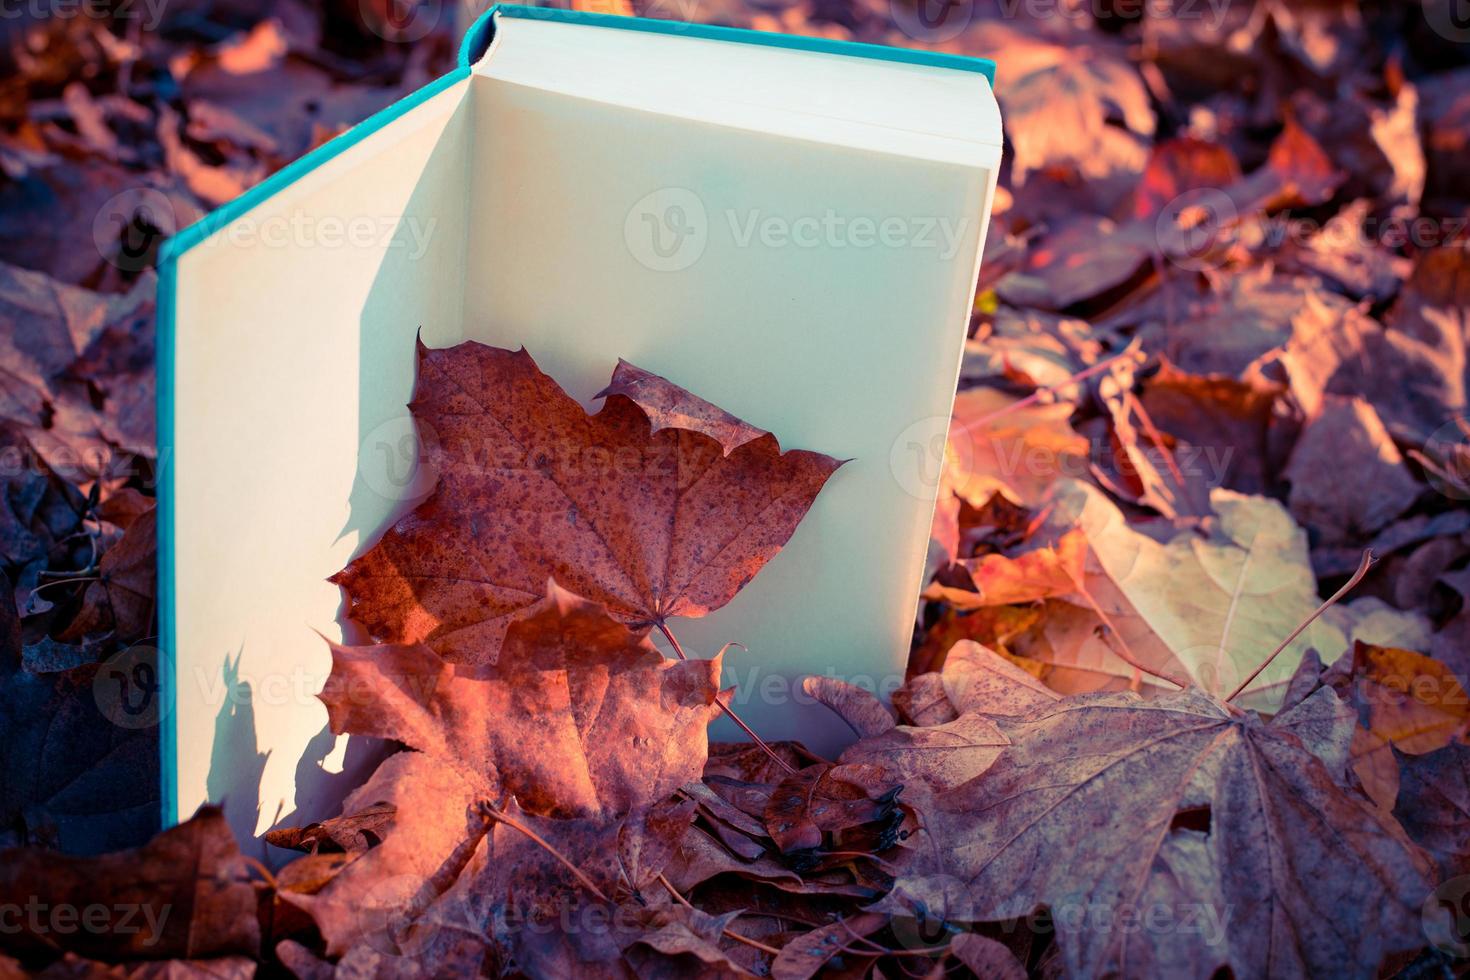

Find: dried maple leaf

[886,687,1437,977]
[334,342,843,664]
[837,713,1008,794]
[1138,359,1288,497]
[1284,396,1421,543]
[60,505,155,644]
[0,806,258,964]
[1394,742,1470,880]
[278,752,484,957]
[946,386,1089,510]
[320,584,724,819]
[288,585,729,967]
[922,528,1086,610]
[934,640,1061,718]
[438,797,701,975]
[1040,479,1347,709]
[1346,641,1470,755]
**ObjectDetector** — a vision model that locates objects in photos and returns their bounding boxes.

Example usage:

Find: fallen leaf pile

[3,0,1470,977]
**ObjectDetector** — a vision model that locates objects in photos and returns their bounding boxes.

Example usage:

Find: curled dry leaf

[798,677,896,739]
[923,528,1086,610]
[334,341,843,664]
[762,764,900,855]
[769,912,887,980]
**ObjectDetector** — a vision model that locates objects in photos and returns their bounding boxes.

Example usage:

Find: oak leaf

[334,342,843,665]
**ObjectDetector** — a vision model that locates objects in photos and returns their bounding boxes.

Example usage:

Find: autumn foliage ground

[1,0,1470,977]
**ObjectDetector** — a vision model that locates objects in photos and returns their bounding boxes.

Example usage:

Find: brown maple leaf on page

[320,585,725,820]
[334,341,844,665]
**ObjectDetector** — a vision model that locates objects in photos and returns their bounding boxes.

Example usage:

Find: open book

[158,3,1001,845]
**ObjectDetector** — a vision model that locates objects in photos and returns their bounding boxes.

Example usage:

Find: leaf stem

[1225,550,1375,704]
[834,917,951,958]
[479,799,610,903]
[656,621,796,776]
[1066,560,1190,691]
[657,873,783,956]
